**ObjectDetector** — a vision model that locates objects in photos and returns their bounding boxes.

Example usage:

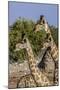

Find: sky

[8,2,58,27]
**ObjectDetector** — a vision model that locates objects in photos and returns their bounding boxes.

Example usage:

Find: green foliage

[9,18,58,63]
[9,18,35,63]
[27,30,46,56]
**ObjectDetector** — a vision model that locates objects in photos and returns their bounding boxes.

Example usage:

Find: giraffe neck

[26,38,51,86]
[44,22,58,62]
[50,40,58,62]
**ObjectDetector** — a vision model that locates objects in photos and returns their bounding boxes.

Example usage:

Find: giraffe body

[17,74,36,88]
[16,38,52,88]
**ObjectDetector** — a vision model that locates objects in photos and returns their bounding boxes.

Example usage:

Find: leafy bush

[9,18,58,63]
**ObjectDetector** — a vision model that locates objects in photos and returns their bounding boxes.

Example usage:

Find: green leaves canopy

[9,18,58,63]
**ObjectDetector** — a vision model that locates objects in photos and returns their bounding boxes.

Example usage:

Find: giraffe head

[34,15,48,33]
[39,15,47,25]
[14,35,27,52]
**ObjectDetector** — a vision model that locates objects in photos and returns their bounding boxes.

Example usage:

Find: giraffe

[34,15,59,85]
[15,37,53,88]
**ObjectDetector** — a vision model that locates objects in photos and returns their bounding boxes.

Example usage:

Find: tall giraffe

[15,37,52,88]
[35,15,58,85]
